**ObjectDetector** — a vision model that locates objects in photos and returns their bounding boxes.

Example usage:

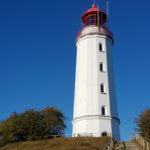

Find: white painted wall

[72,26,120,141]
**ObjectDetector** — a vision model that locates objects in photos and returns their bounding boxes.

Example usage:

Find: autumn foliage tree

[0,107,66,147]
[135,108,150,141]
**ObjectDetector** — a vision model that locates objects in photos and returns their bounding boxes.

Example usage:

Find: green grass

[0,136,110,150]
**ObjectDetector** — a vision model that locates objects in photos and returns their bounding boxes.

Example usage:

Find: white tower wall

[72,26,120,141]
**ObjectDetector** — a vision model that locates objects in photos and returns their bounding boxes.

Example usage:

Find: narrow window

[101,84,106,93]
[100,63,105,72]
[101,84,104,93]
[102,106,105,115]
[99,43,102,51]
[100,63,103,71]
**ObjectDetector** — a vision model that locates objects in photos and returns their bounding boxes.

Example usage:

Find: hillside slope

[0,137,110,150]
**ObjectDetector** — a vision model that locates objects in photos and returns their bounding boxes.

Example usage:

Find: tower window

[100,84,106,93]
[102,106,105,115]
[99,43,102,51]
[100,63,105,72]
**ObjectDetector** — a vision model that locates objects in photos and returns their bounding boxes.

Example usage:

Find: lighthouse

[72,2,120,141]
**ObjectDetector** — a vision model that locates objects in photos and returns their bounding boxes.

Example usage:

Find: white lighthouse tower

[72,2,120,141]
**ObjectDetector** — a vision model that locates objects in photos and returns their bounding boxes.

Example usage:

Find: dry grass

[0,136,110,150]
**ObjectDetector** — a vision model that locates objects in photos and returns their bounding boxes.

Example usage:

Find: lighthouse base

[72,115,120,141]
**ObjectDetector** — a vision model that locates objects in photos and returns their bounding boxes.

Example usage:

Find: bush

[135,108,150,140]
[0,107,66,147]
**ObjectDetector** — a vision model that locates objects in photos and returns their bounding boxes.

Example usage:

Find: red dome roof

[85,4,102,13]
[82,4,107,24]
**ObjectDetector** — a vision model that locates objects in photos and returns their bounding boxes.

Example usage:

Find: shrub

[0,107,66,147]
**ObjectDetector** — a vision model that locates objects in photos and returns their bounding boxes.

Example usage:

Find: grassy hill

[0,137,110,150]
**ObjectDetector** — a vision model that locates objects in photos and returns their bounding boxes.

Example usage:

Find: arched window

[102,106,105,115]
[99,43,102,51]
[102,132,107,137]
[100,63,105,72]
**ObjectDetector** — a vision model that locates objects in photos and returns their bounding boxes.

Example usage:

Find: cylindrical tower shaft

[72,4,120,141]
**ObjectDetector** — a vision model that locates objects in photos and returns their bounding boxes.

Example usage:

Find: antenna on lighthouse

[106,0,109,28]
[93,0,95,4]
[97,3,100,27]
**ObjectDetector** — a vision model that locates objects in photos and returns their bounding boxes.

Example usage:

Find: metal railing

[49,132,113,138]
[103,138,113,150]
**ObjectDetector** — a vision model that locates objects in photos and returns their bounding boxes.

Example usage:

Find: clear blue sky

[0,0,150,141]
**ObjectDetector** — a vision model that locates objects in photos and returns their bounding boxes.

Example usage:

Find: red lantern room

[82,4,107,27]
[76,4,113,40]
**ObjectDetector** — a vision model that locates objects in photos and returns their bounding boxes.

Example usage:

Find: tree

[0,107,66,147]
[42,107,66,137]
[135,108,150,140]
